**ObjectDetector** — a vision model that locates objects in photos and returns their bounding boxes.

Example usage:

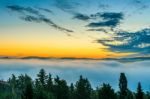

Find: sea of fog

[0,59,150,91]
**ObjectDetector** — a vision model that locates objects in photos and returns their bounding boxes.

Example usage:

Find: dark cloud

[99,4,110,10]
[88,12,124,28]
[72,12,124,30]
[20,15,40,23]
[6,5,73,33]
[54,0,80,13]
[132,0,149,9]
[72,11,124,31]
[124,0,149,16]
[73,13,90,21]
[88,19,122,28]
[36,7,53,13]
[87,28,108,33]
[20,15,73,33]
[7,5,40,15]
[97,28,150,54]
[73,12,100,21]
[100,12,123,20]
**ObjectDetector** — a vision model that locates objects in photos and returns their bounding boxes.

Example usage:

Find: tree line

[0,69,149,99]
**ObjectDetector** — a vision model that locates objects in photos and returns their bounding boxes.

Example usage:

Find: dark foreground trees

[0,69,149,99]
[136,82,144,99]
[119,73,128,99]
[75,75,92,99]
[98,83,116,99]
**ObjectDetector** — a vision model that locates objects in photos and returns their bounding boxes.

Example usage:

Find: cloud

[124,0,149,16]
[88,19,121,28]
[54,0,80,13]
[88,12,124,28]
[132,0,149,9]
[100,12,123,20]
[72,12,124,31]
[87,28,108,33]
[97,28,150,54]
[99,3,110,10]
[7,5,40,15]
[6,5,73,33]
[36,7,53,13]
[53,1,124,31]
[20,15,40,23]
[20,15,73,33]
[73,13,90,21]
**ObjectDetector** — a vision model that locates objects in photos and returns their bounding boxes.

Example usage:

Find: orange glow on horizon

[0,33,133,59]
[0,46,132,59]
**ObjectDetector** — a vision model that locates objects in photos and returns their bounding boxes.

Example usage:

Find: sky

[0,0,150,58]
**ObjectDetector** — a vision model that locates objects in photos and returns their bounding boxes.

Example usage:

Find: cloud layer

[0,58,150,90]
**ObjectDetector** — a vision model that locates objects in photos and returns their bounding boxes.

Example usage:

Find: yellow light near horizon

[0,41,132,58]
[0,28,133,58]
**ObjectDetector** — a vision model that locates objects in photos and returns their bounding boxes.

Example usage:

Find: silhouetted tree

[69,83,75,99]
[37,69,48,87]
[23,75,33,99]
[98,83,116,99]
[8,74,18,99]
[145,92,150,99]
[119,73,128,99]
[15,74,34,99]
[35,70,55,99]
[53,76,69,99]
[91,89,98,99]
[46,73,53,91]
[127,90,134,99]
[136,82,143,99]
[75,75,92,99]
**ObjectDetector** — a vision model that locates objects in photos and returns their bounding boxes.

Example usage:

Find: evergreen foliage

[0,69,149,99]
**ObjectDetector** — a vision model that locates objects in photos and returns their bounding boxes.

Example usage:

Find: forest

[0,69,149,99]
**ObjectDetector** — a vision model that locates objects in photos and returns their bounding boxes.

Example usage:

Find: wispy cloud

[36,7,53,13]
[20,15,40,23]
[73,13,90,21]
[132,0,149,10]
[53,0,124,33]
[87,28,108,33]
[123,0,149,16]
[87,12,124,28]
[54,0,80,13]
[97,28,150,54]
[99,3,110,10]
[7,5,40,16]
[72,12,124,33]
[6,5,74,33]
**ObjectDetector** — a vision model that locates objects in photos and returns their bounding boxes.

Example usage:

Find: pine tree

[75,75,92,99]
[35,69,53,99]
[127,90,134,99]
[24,75,33,99]
[37,69,48,87]
[8,74,17,99]
[46,73,53,92]
[54,76,69,99]
[119,73,128,99]
[98,83,116,99]
[69,83,75,99]
[136,82,143,99]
